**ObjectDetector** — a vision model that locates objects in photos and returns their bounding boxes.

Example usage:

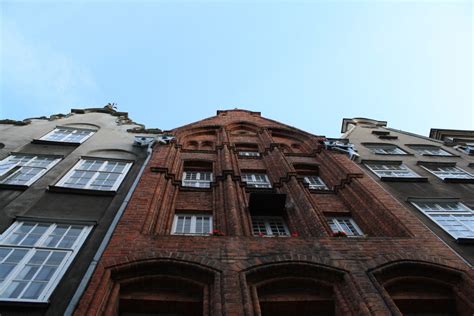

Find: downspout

[64,140,155,315]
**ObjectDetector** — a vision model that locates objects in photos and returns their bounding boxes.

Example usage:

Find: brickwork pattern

[75,110,474,315]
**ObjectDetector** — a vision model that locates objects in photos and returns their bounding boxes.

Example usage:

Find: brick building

[74,110,474,315]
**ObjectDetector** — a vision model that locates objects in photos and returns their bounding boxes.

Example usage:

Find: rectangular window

[411,201,474,239]
[455,144,474,155]
[365,163,421,178]
[171,214,212,235]
[420,165,474,180]
[0,222,91,302]
[365,144,407,155]
[238,151,260,157]
[409,145,452,156]
[0,155,61,186]
[251,216,289,236]
[182,171,212,188]
[39,128,95,144]
[56,159,132,191]
[326,217,363,237]
[242,173,272,188]
[303,176,328,190]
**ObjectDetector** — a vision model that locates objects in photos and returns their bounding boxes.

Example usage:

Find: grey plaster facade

[341,118,474,265]
[0,106,158,315]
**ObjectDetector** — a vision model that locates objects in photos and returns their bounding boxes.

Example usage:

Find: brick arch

[369,260,474,315]
[268,128,312,153]
[241,261,367,316]
[177,126,218,150]
[227,121,260,135]
[93,258,223,316]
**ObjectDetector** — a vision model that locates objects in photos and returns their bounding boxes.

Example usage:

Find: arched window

[120,276,205,316]
[245,262,360,316]
[371,261,473,315]
[106,260,218,316]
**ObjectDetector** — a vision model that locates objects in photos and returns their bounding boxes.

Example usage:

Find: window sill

[456,237,474,245]
[244,186,275,193]
[380,176,428,182]
[373,153,413,156]
[237,156,262,159]
[442,178,474,184]
[0,299,49,306]
[171,233,211,237]
[308,188,335,194]
[420,153,459,158]
[48,185,117,196]
[179,186,212,192]
[31,139,80,146]
[0,183,29,190]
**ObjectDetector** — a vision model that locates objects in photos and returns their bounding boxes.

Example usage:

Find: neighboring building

[0,105,159,315]
[341,118,474,266]
[74,110,473,316]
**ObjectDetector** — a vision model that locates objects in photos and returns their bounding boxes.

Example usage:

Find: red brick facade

[74,110,474,315]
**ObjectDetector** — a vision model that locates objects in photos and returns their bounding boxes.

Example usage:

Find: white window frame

[365,145,407,155]
[241,173,272,188]
[420,165,474,180]
[0,221,92,302]
[411,201,474,239]
[238,151,260,157]
[0,154,61,186]
[455,144,474,155]
[39,127,95,144]
[409,145,452,156]
[303,175,328,190]
[182,171,213,188]
[365,163,421,179]
[171,214,213,236]
[326,217,363,237]
[251,216,290,237]
[56,159,132,191]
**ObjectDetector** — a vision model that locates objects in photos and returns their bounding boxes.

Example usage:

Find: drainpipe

[64,139,156,315]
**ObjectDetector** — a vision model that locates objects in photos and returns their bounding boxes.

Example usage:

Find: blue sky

[1,0,472,137]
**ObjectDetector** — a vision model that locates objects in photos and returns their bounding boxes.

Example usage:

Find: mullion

[84,161,106,189]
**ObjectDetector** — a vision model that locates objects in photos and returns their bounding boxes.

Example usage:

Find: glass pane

[29,251,50,265]
[21,281,46,299]
[45,252,66,266]
[35,266,57,281]
[17,265,39,281]
[1,281,28,298]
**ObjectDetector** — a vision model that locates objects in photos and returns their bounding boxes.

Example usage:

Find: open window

[248,193,289,237]
[294,164,329,190]
[326,217,363,237]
